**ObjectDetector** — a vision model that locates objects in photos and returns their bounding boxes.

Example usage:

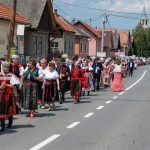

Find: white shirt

[38,67,48,78]
[113,64,122,73]
[45,69,59,80]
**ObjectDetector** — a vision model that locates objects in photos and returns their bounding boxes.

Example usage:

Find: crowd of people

[0,54,137,132]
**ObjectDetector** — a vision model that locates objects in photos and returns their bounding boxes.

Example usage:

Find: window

[51,42,59,51]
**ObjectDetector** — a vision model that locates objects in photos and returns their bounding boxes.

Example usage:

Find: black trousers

[0,118,5,131]
[129,68,133,77]
[8,116,13,125]
[93,73,100,91]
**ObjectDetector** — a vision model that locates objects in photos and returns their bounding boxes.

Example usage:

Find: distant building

[140,6,148,28]
[74,21,101,57]
[52,10,76,58]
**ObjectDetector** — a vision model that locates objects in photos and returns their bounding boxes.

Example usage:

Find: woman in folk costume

[81,58,94,96]
[37,58,48,108]
[42,62,60,111]
[9,55,24,113]
[111,58,125,92]
[0,61,20,132]
[22,59,41,118]
[58,58,70,104]
[71,61,84,104]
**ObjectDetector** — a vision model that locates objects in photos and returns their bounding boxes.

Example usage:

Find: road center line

[105,100,112,104]
[96,106,104,110]
[126,70,147,91]
[29,134,60,150]
[113,96,118,99]
[118,91,125,96]
[84,112,94,118]
[66,122,80,129]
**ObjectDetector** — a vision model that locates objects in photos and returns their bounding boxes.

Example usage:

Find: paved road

[0,66,149,150]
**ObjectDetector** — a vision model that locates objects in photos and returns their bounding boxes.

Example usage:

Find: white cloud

[90,0,150,13]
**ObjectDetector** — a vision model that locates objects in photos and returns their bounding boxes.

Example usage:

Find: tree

[132,24,150,57]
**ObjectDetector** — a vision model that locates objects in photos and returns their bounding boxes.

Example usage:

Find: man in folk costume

[0,62,20,132]
[9,55,24,113]
[71,61,84,104]
[22,59,41,118]
[92,57,103,91]
[57,58,70,104]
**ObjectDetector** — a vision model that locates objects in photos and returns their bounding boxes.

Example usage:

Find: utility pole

[89,17,92,26]
[101,13,108,53]
[7,0,17,60]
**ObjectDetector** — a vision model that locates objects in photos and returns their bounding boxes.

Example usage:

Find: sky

[53,0,150,31]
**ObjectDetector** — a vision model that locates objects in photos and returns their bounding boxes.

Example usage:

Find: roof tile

[0,2,30,24]
[54,14,75,33]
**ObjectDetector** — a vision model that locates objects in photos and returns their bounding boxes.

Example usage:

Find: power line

[108,14,146,20]
[54,0,150,16]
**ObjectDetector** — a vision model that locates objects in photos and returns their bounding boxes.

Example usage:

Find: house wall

[75,24,97,56]
[24,29,49,60]
[50,36,64,53]
[0,19,24,58]
[75,37,89,58]
[63,31,75,58]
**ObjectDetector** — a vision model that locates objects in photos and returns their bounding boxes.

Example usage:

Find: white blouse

[113,64,122,73]
[45,70,59,80]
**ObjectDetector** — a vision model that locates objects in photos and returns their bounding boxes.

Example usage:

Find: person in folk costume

[22,59,41,118]
[81,57,94,96]
[69,55,79,72]
[0,62,20,132]
[102,59,111,87]
[37,58,48,108]
[111,57,125,92]
[42,62,60,111]
[9,55,24,113]
[92,57,103,91]
[71,61,84,104]
[57,58,70,104]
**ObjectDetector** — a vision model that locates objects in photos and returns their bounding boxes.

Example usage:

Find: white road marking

[84,112,94,118]
[113,96,118,99]
[29,134,60,150]
[105,100,112,104]
[118,91,125,96]
[126,70,147,91]
[66,122,80,129]
[96,106,104,110]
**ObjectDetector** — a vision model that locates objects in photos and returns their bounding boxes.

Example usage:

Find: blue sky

[53,0,150,30]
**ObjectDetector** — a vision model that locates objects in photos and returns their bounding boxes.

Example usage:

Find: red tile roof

[75,21,100,38]
[0,3,30,24]
[54,14,75,33]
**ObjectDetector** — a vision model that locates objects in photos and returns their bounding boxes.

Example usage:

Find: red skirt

[111,72,125,92]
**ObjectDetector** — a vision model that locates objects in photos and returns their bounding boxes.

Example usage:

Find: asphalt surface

[0,65,149,150]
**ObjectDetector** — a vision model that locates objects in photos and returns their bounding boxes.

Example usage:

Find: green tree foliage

[132,24,150,57]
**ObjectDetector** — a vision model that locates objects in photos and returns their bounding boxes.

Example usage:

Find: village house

[0,0,57,61]
[64,20,90,58]
[74,21,101,57]
[51,10,76,58]
[0,2,30,58]
[95,28,114,57]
